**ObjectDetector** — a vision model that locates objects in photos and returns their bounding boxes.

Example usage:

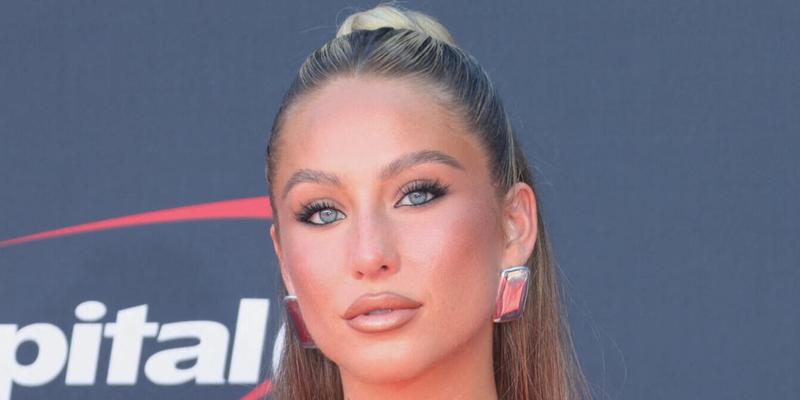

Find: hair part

[264,3,591,399]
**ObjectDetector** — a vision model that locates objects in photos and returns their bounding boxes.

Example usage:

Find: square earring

[492,265,531,323]
[284,295,317,349]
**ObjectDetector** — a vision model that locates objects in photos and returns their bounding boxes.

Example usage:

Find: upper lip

[342,291,422,320]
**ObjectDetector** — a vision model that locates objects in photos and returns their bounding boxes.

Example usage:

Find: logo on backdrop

[0,197,279,400]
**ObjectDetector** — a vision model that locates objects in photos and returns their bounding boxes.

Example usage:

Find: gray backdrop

[0,1,797,399]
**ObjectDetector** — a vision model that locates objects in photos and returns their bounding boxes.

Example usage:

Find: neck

[339,324,497,400]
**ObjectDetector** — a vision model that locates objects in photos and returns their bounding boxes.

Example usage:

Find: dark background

[0,1,797,399]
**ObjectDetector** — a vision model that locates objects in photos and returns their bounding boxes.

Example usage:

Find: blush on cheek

[431,196,501,265]
[281,229,344,314]
[408,195,503,303]
[280,233,346,352]
[286,241,337,289]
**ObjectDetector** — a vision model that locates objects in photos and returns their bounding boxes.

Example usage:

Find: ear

[270,223,296,294]
[500,182,538,268]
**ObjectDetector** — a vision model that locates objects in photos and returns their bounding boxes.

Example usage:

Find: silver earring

[492,265,531,323]
[284,295,317,349]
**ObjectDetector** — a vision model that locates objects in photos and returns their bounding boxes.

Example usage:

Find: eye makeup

[394,179,450,208]
[294,200,343,226]
[293,178,451,226]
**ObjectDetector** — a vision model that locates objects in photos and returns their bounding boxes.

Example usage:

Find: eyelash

[398,179,450,207]
[294,179,450,226]
[294,200,339,226]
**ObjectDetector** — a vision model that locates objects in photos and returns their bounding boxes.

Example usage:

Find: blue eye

[295,201,345,226]
[295,180,449,225]
[395,179,450,208]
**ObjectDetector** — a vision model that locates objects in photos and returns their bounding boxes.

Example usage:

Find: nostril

[353,262,393,279]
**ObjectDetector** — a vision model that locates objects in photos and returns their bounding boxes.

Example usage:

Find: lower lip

[346,308,420,333]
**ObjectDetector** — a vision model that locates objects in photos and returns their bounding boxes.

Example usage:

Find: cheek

[401,194,503,323]
[280,228,345,322]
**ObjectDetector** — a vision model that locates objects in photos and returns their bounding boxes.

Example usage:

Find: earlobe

[501,182,538,267]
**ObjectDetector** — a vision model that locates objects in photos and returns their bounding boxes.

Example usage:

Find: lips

[342,292,422,333]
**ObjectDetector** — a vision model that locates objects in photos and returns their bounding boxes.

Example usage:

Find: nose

[349,209,399,280]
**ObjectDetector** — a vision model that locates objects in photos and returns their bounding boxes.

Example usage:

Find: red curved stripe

[0,196,273,248]
[240,379,271,400]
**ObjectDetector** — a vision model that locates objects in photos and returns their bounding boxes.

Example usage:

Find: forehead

[274,76,490,186]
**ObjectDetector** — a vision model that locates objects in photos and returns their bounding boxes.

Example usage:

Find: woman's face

[269,76,534,383]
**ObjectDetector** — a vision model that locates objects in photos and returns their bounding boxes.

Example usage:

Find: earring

[284,295,317,349]
[493,265,531,323]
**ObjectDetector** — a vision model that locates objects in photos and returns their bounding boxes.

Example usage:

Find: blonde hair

[336,3,457,45]
[265,3,592,399]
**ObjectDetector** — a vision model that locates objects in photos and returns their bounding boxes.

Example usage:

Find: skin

[269,75,538,400]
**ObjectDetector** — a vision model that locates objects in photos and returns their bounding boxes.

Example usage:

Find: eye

[395,179,450,208]
[295,200,345,226]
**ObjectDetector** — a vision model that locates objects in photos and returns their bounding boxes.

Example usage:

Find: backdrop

[0,1,797,399]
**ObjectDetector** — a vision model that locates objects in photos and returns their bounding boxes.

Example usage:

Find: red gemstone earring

[492,265,531,323]
[284,295,317,348]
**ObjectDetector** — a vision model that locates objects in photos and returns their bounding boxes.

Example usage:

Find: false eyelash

[399,179,450,205]
[294,200,338,224]
[294,180,450,224]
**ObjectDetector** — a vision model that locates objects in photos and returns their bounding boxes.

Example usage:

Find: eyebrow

[281,149,465,200]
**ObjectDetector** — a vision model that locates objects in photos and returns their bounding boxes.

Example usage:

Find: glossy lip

[342,291,423,320]
[342,292,423,334]
[342,292,422,320]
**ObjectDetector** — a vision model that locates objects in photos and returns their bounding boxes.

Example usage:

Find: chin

[334,339,431,384]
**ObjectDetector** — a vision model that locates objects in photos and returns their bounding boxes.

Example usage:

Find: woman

[264,4,591,400]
